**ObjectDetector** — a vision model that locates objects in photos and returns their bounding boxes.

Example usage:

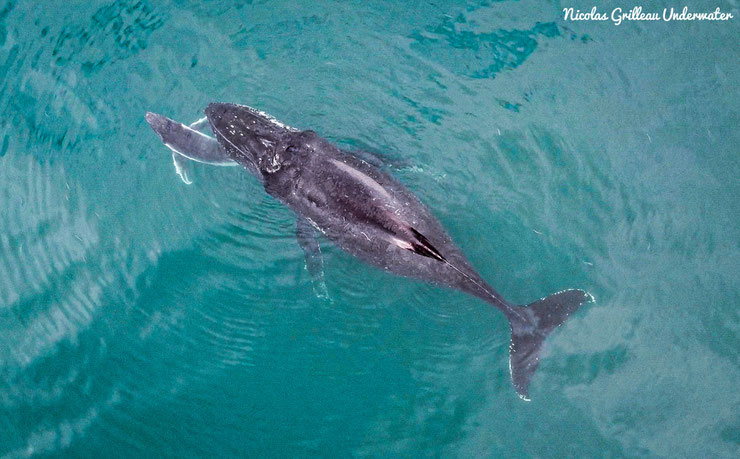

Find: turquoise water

[1,0,738,456]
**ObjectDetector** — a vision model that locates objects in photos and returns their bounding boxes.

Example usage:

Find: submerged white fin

[172,151,193,185]
[189,116,209,132]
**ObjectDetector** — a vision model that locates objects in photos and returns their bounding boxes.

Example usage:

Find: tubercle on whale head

[205,103,332,176]
[205,102,305,175]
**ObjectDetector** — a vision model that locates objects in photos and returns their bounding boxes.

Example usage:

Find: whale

[145,103,594,400]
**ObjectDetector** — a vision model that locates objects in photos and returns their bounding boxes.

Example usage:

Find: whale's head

[205,103,301,176]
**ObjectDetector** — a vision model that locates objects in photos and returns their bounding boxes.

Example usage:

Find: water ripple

[0,156,99,370]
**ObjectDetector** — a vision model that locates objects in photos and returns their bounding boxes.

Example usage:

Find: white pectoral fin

[296,217,331,301]
[188,116,209,132]
[171,151,193,184]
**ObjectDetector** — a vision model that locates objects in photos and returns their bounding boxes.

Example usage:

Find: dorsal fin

[407,227,447,262]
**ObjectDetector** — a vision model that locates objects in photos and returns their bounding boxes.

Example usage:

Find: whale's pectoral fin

[296,217,330,301]
[345,149,409,170]
[506,289,594,401]
[172,151,193,185]
[188,116,209,132]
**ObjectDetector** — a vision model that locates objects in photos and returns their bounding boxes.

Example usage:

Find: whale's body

[146,103,593,400]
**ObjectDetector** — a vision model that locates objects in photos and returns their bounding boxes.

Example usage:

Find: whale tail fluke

[506,289,593,401]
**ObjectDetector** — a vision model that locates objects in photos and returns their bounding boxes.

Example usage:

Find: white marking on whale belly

[391,237,412,250]
[329,159,392,200]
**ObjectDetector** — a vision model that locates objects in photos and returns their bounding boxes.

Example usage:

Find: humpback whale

[145,103,593,400]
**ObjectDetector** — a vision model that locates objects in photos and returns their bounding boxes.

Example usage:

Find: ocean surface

[1,0,738,457]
